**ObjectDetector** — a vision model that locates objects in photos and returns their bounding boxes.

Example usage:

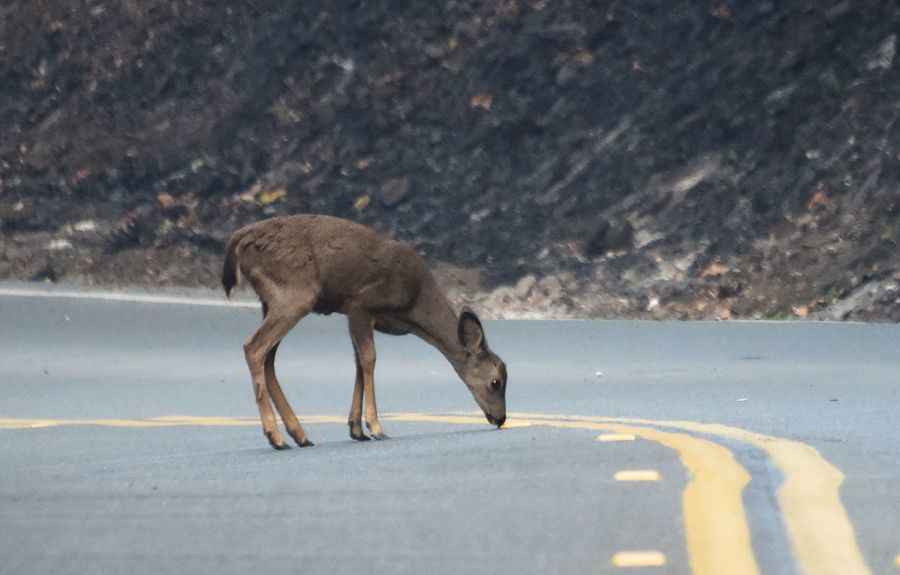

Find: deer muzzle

[485,413,506,428]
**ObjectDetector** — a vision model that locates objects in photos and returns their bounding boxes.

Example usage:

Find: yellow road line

[513,412,872,575]
[597,433,636,442]
[150,415,347,425]
[0,418,177,429]
[614,470,661,482]
[603,423,758,575]
[5,411,866,575]
[385,413,759,575]
[3,412,758,574]
[384,413,488,425]
[0,415,346,429]
[894,553,899,567]
[612,551,667,568]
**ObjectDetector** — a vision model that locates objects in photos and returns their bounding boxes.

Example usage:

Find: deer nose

[495,415,506,428]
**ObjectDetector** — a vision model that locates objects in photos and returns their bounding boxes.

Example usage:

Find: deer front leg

[347,309,388,440]
[348,350,369,441]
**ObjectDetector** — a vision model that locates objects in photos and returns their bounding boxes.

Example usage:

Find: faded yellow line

[0,415,346,429]
[0,418,66,429]
[894,553,899,567]
[614,470,661,482]
[597,433,636,442]
[384,413,486,425]
[513,412,872,575]
[150,415,347,425]
[0,413,486,429]
[0,418,175,429]
[612,551,666,568]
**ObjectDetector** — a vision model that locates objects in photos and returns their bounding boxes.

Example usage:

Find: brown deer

[222,214,507,450]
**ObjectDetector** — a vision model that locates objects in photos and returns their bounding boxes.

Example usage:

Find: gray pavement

[1,285,898,574]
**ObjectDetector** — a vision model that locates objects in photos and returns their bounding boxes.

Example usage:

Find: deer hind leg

[265,342,313,447]
[261,301,313,447]
[347,309,388,440]
[348,347,369,441]
[245,292,314,450]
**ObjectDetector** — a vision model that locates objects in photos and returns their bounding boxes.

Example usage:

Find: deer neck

[408,277,468,372]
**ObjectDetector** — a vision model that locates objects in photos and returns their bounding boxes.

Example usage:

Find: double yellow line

[510,413,872,575]
[395,413,758,574]
[1,412,873,575]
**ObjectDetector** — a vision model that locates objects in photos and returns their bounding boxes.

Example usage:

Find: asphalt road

[1,284,899,575]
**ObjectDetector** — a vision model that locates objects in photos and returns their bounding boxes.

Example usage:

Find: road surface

[1,284,898,575]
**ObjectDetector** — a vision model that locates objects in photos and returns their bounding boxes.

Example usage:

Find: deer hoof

[266,432,291,451]
[349,422,370,441]
[371,432,390,441]
[289,430,314,447]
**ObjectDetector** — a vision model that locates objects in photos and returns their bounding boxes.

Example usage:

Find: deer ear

[458,307,486,351]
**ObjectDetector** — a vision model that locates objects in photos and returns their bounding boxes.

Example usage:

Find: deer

[222,214,508,450]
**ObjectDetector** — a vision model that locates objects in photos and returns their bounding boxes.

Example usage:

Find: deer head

[456,308,507,427]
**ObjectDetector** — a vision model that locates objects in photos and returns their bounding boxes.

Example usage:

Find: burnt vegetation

[1,1,898,319]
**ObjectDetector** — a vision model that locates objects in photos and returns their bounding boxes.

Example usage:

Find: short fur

[223,214,508,450]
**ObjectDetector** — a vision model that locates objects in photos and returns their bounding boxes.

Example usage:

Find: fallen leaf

[157,193,176,208]
[792,305,809,318]
[470,93,494,110]
[573,50,594,65]
[258,188,287,205]
[807,188,831,210]
[240,183,262,203]
[354,195,370,210]
[701,262,730,278]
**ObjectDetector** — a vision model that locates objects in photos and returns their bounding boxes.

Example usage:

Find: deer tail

[222,229,247,299]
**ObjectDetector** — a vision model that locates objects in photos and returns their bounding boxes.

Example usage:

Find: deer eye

[490,378,502,391]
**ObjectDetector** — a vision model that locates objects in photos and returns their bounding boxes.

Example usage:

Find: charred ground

[1,1,898,320]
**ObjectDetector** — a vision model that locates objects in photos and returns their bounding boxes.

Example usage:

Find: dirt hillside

[1,1,898,320]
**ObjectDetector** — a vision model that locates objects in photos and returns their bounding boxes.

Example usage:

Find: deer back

[238,215,427,315]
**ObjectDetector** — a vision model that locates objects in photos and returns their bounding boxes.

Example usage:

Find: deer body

[223,214,507,450]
